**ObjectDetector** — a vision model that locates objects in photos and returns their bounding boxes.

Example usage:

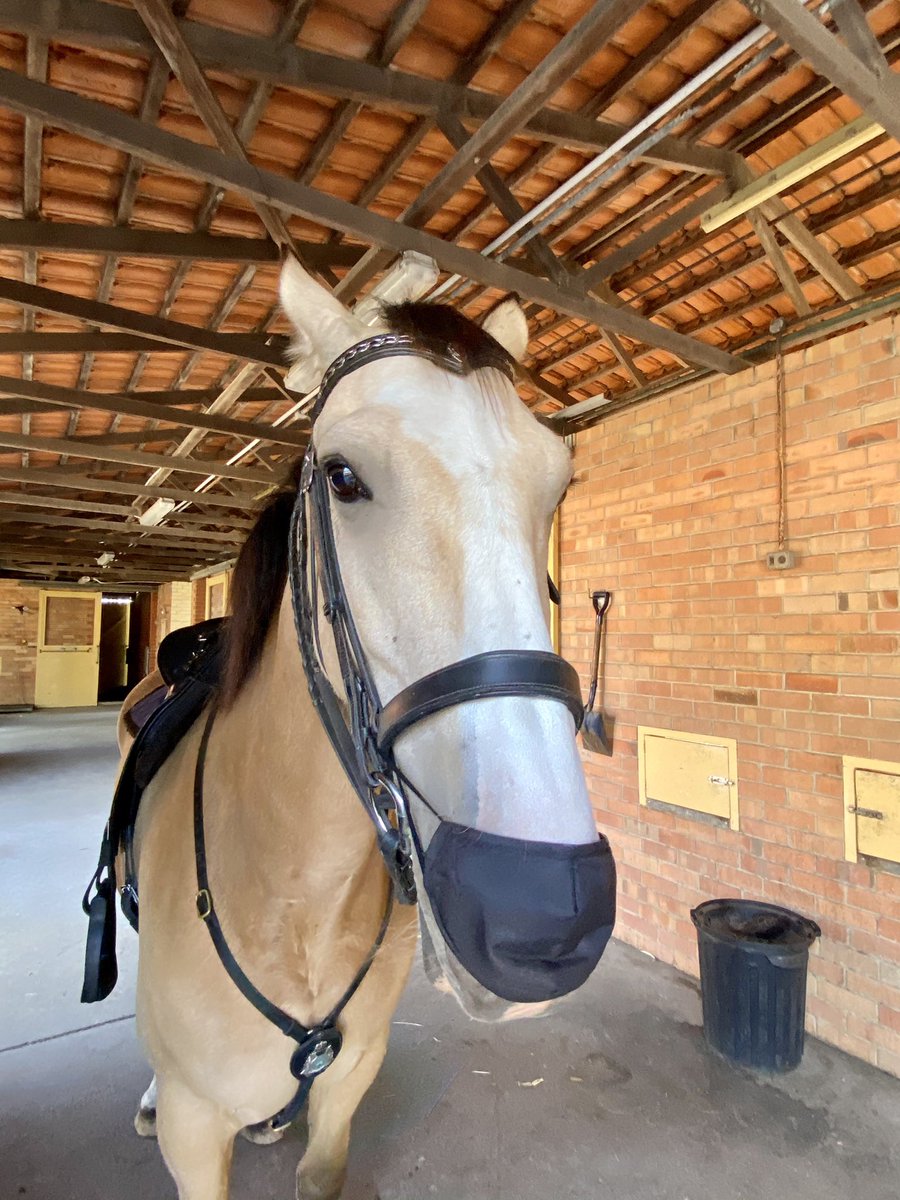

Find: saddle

[81,617,227,1004]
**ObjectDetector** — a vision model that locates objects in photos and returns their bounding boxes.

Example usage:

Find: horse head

[279,255,615,1022]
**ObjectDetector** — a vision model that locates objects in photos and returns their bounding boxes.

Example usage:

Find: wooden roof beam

[830,0,892,70]
[0,489,248,526]
[0,275,287,366]
[0,430,278,484]
[0,375,308,447]
[0,331,289,357]
[0,220,365,265]
[297,0,432,188]
[437,113,569,286]
[1,0,735,174]
[132,0,294,252]
[76,53,173,405]
[122,3,319,398]
[0,510,242,547]
[743,0,900,144]
[338,0,656,297]
[0,68,746,377]
[20,34,48,467]
[0,466,262,509]
[346,0,537,219]
[744,210,812,316]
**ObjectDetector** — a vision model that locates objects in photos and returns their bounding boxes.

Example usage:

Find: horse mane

[218,459,302,710]
[219,302,510,707]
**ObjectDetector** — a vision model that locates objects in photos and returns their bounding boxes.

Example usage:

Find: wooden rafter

[0,220,363,264]
[1,0,735,174]
[0,332,287,358]
[0,510,242,546]
[337,0,661,298]
[0,68,746,376]
[0,375,308,446]
[744,0,900,144]
[0,467,262,509]
[0,276,287,364]
[0,429,278,483]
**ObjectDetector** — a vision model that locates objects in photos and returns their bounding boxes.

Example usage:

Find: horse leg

[155,1073,238,1200]
[296,1039,388,1200]
[134,1074,158,1137]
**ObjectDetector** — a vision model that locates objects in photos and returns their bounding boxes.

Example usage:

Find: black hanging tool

[582,590,613,756]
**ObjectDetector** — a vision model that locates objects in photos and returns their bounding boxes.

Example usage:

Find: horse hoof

[134,1107,157,1138]
[241,1120,286,1146]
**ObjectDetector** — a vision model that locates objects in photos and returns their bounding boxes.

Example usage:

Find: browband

[309,331,516,422]
[378,650,584,751]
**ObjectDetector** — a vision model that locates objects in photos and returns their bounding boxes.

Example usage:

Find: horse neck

[206,588,381,920]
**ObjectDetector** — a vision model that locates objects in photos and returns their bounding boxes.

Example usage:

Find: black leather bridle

[288,330,586,906]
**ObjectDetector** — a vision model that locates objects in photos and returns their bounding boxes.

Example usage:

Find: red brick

[567,314,900,1075]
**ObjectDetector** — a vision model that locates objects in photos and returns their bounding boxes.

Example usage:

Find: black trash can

[690,898,821,1073]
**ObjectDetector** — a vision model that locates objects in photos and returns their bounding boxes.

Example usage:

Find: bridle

[193,329,587,1132]
[287,330,586,905]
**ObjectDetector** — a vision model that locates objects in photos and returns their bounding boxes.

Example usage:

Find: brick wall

[561,314,900,1075]
[0,580,39,706]
[192,578,207,625]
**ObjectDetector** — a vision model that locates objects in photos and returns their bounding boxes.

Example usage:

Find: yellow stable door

[34,590,102,707]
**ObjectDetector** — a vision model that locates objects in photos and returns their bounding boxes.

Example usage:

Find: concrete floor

[2,708,899,1200]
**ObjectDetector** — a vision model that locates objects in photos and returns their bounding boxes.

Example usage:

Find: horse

[117,254,616,1200]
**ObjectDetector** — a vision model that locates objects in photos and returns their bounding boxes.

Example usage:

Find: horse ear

[279,254,367,392]
[482,297,529,363]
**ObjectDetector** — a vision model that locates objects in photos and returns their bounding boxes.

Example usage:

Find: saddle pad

[127,684,168,735]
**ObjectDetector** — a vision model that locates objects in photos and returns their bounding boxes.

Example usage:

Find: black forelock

[382,301,514,376]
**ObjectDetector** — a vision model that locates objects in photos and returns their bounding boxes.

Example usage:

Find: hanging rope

[772,319,787,551]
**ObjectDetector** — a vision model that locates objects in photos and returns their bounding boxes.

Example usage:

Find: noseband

[288,331,585,905]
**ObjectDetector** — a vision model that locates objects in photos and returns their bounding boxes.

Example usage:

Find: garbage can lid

[691,898,821,951]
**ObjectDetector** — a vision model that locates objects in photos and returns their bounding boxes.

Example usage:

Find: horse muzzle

[421,821,616,1004]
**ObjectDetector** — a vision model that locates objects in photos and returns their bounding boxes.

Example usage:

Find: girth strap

[377,650,584,751]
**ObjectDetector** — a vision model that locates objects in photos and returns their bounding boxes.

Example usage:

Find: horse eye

[325,460,370,503]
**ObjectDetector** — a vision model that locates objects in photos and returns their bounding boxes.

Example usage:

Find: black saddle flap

[110,619,227,918]
[83,618,228,1001]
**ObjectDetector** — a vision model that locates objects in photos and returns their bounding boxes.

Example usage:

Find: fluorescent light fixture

[700,116,883,233]
[138,497,176,527]
[353,251,440,323]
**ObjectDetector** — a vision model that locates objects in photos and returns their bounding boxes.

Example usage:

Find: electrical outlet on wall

[766,549,796,570]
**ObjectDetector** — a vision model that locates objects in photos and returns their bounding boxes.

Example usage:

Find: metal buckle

[368,772,417,903]
[196,889,213,920]
[120,880,140,926]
